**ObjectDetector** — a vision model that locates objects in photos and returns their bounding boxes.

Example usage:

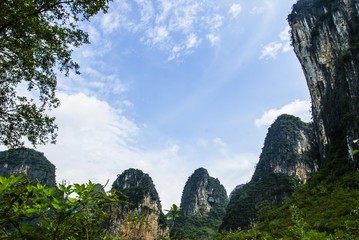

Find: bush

[0,175,120,240]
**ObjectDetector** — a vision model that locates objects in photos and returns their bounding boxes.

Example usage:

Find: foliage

[179,168,228,213]
[111,169,168,238]
[220,172,297,232]
[172,168,228,239]
[112,169,162,207]
[0,148,56,187]
[164,204,182,239]
[0,175,120,239]
[166,204,182,221]
[252,157,359,239]
[171,201,228,240]
[0,0,112,148]
[214,167,359,239]
[290,0,336,14]
[221,114,314,232]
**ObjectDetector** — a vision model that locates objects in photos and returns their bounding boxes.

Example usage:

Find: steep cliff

[0,148,56,187]
[252,114,317,184]
[288,0,359,169]
[109,168,168,240]
[220,114,316,231]
[180,168,228,216]
[173,168,228,239]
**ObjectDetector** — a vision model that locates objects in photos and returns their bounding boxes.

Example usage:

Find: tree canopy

[0,0,112,148]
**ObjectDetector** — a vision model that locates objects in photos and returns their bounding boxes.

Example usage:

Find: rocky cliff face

[172,168,228,239]
[180,168,228,216]
[0,148,56,187]
[288,0,359,169]
[252,114,317,184]
[109,168,168,240]
[220,114,317,231]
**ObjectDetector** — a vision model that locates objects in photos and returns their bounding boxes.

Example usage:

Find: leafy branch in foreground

[0,175,120,240]
[0,0,112,148]
[164,204,182,239]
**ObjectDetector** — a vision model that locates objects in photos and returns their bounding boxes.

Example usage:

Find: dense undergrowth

[211,144,359,240]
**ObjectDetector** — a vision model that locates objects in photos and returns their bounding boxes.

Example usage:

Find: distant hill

[109,168,168,239]
[173,167,228,239]
[0,148,56,187]
[220,114,316,231]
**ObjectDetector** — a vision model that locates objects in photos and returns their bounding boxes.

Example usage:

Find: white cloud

[95,0,230,61]
[186,33,200,49]
[18,90,261,210]
[213,137,227,155]
[206,33,220,46]
[228,4,242,18]
[208,152,258,195]
[250,7,265,15]
[213,137,226,148]
[136,0,155,23]
[279,26,291,53]
[260,26,292,59]
[101,12,121,33]
[255,99,312,128]
[279,26,290,42]
[260,42,282,59]
[146,25,169,45]
[87,26,101,44]
[204,14,224,31]
[37,92,188,210]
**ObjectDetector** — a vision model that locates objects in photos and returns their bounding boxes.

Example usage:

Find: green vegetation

[220,173,297,232]
[220,114,315,232]
[112,169,163,211]
[172,202,228,240]
[111,169,168,234]
[0,0,112,148]
[0,148,56,187]
[171,168,228,239]
[290,0,336,13]
[215,121,359,239]
[166,204,182,238]
[212,169,359,239]
[0,175,120,239]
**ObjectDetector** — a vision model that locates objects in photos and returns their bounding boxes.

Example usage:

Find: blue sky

[33,0,311,210]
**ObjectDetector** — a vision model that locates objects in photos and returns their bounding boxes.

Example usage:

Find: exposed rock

[252,114,317,184]
[0,148,56,187]
[220,114,317,231]
[109,168,168,240]
[180,168,228,217]
[288,0,359,169]
[172,168,228,239]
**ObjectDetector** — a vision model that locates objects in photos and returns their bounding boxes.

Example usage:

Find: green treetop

[0,0,112,148]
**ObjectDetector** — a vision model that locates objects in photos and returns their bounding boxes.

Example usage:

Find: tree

[0,175,120,239]
[0,0,112,148]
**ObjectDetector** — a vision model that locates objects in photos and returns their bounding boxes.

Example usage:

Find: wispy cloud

[260,42,282,59]
[37,92,189,210]
[94,0,243,61]
[250,6,265,15]
[260,26,292,59]
[279,26,291,53]
[255,99,312,127]
[37,91,259,209]
[206,33,220,46]
[228,3,242,18]
[209,152,258,194]
[213,137,228,155]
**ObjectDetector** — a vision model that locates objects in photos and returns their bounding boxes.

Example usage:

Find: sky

[25,0,312,210]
